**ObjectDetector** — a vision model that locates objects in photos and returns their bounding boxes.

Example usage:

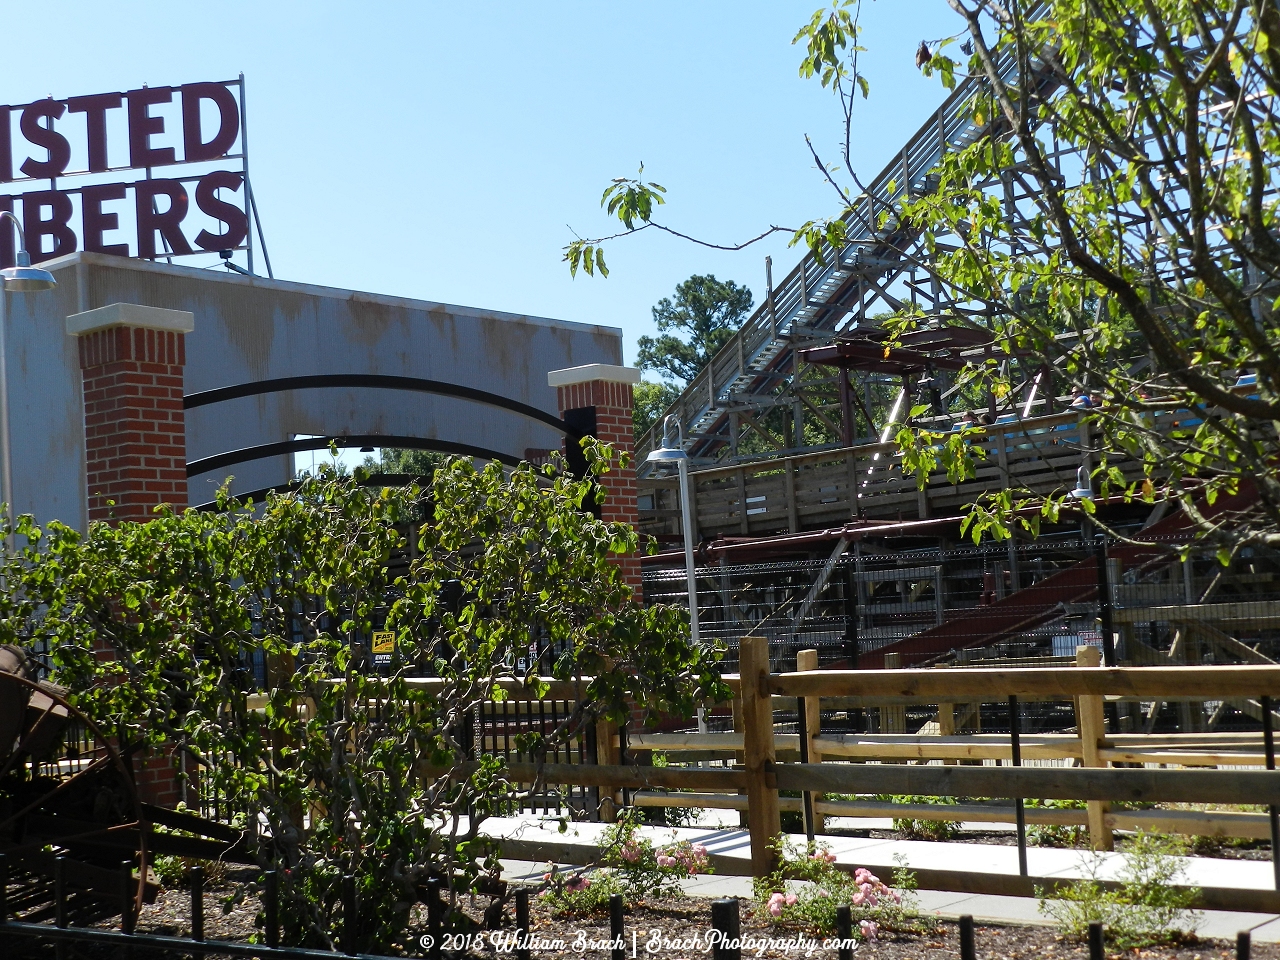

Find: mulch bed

[45,876,1276,959]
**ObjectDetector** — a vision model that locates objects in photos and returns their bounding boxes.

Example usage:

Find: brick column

[68,303,194,808]
[66,303,194,523]
[548,363,642,597]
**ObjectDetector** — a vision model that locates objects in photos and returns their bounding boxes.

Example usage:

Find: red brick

[80,328,188,525]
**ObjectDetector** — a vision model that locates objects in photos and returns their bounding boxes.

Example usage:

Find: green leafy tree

[894,0,1280,552]
[633,379,681,438]
[636,274,754,385]
[362,447,447,477]
[571,1,1280,553]
[3,441,726,951]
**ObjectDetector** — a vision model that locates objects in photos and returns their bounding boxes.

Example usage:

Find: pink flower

[785,893,798,906]
[860,920,879,941]
[767,892,786,917]
[656,855,675,868]
[692,844,708,857]
[851,891,865,906]
[810,850,837,864]
[564,874,590,891]
[890,890,901,904]
[867,893,878,907]
[620,842,641,863]
[818,889,830,898]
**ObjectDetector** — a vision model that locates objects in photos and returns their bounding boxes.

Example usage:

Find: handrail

[653,409,1085,484]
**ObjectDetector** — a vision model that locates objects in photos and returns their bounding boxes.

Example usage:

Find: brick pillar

[68,303,194,807]
[66,303,194,523]
[548,363,642,597]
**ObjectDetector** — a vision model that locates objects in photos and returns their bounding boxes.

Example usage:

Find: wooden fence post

[732,687,748,828]
[740,635,781,877]
[797,649,824,834]
[882,652,906,734]
[595,716,620,823]
[1076,644,1113,851]
[938,701,957,766]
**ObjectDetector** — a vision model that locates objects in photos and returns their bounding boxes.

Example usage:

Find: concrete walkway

[482,815,1280,943]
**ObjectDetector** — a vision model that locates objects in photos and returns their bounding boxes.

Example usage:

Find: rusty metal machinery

[0,647,250,929]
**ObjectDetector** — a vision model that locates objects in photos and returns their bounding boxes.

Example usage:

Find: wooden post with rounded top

[1076,643,1114,850]
[740,635,780,877]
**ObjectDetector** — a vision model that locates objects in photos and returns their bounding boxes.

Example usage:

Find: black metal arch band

[187,435,522,478]
[183,374,577,436]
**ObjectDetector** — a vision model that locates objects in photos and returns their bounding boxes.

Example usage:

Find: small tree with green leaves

[4,441,725,951]
[567,1,1280,556]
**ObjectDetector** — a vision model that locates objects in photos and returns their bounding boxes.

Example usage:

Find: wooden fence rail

[243,648,1280,895]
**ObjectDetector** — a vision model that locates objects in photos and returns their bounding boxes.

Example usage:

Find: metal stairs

[636,46,1044,476]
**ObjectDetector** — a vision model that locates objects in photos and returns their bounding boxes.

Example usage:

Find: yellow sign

[371,631,395,654]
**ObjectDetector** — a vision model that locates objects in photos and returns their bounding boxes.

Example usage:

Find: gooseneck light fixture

[646,415,700,648]
[646,415,706,734]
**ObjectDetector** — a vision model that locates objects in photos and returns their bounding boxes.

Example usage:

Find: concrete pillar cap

[547,363,640,388]
[66,302,195,336]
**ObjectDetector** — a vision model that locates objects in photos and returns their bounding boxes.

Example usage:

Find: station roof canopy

[799,325,992,374]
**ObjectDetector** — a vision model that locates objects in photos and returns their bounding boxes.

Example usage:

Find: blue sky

[6,1,961,366]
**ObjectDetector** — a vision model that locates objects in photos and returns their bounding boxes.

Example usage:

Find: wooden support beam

[773,762,1280,806]
[500,762,746,792]
[1112,600,1280,626]
[1076,644,1112,851]
[798,648,824,833]
[595,714,620,822]
[937,702,957,765]
[740,635,780,877]
[768,665,1280,700]
[881,653,906,733]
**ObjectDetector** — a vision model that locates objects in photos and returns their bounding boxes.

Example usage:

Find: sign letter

[68,93,123,173]
[127,87,176,168]
[193,171,248,251]
[19,100,71,179]
[181,83,239,162]
[0,108,11,182]
[21,190,76,261]
[82,183,130,256]
[135,179,193,258]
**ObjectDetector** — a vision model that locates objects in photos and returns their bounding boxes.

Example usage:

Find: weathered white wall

[8,251,622,529]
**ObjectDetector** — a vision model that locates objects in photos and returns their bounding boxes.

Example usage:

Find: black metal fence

[643,536,1280,669]
[0,853,429,959]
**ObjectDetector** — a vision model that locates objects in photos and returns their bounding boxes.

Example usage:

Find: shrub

[1026,798,1087,847]
[601,814,712,900]
[877,794,961,841]
[153,854,230,888]
[6,442,727,952]
[1037,831,1201,949]
[539,869,621,918]
[753,839,934,941]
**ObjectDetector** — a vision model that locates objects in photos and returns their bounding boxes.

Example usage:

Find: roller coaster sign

[0,76,262,270]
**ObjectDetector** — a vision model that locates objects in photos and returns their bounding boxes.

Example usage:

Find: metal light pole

[647,415,704,733]
[0,212,58,541]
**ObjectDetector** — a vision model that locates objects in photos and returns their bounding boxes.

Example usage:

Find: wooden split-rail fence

[507,640,1280,892]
